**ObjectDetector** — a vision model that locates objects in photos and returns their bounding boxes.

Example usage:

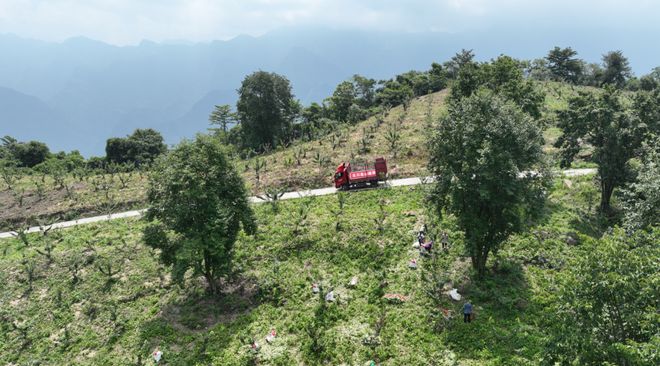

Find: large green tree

[546,46,584,83]
[545,228,660,365]
[601,50,632,88]
[105,128,166,166]
[555,87,645,212]
[143,135,256,294]
[351,74,377,108]
[12,140,50,168]
[430,91,547,277]
[0,136,50,167]
[236,71,297,150]
[451,55,544,118]
[327,80,356,122]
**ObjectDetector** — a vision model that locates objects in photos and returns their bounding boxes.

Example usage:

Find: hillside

[0,174,610,365]
[0,83,596,230]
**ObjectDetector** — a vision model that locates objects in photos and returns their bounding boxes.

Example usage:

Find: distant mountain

[0,27,657,156]
[0,87,81,152]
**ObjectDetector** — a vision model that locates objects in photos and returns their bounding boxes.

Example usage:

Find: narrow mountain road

[0,168,596,239]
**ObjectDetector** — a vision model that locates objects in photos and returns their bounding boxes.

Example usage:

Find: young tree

[555,87,645,212]
[236,71,297,151]
[208,104,237,135]
[601,50,632,88]
[429,91,547,277]
[143,135,257,294]
[545,46,584,83]
[544,228,659,365]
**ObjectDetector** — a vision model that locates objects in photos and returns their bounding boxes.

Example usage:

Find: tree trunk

[470,244,489,279]
[203,249,217,295]
[600,179,615,213]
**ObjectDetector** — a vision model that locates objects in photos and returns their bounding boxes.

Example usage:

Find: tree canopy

[105,128,167,166]
[143,135,257,294]
[545,228,660,365]
[555,87,645,212]
[601,50,632,88]
[622,138,660,230]
[236,71,297,151]
[0,136,51,168]
[430,91,547,277]
[450,55,544,118]
[546,46,584,83]
[208,104,237,135]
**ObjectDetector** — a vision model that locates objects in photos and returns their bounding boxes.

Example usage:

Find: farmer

[417,231,425,245]
[462,301,473,323]
[440,231,449,250]
[420,240,433,254]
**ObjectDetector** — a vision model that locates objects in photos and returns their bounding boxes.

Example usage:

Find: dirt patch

[160,277,259,333]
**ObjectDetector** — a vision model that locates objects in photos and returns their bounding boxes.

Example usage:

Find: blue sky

[1,0,658,45]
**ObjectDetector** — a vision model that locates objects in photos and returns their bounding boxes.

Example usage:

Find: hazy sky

[1,0,658,45]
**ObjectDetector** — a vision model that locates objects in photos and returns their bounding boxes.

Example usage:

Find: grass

[0,173,612,365]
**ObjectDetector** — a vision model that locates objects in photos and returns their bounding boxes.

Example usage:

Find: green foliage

[633,88,660,138]
[555,87,645,212]
[601,50,633,88]
[451,55,544,119]
[546,46,584,84]
[622,138,660,230]
[352,74,378,108]
[376,80,414,110]
[208,104,237,135]
[2,178,651,365]
[638,67,660,91]
[443,49,475,79]
[544,227,660,365]
[327,80,357,122]
[384,124,401,158]
[105,128,166,167]
[143,135,256,294]
[430,91,548,277]
[236,71,297,151]
[0,136,50,168]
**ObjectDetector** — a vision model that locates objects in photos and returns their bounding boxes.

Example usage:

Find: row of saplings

[1,224,170,362]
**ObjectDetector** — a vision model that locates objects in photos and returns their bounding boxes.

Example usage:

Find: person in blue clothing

[462,301,473,323]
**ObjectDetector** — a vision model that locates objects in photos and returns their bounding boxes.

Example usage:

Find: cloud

[0,0,658,45]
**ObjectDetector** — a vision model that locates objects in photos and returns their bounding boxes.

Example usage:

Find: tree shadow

[137,276,263,364]
[441,260,543,363]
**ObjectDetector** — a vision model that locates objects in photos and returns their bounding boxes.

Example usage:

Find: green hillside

[0,174,626,365]
[0,82,595,229]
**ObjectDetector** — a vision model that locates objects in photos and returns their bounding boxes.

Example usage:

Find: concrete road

[0,168,596,239]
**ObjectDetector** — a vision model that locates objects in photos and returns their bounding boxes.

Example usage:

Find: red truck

[334,158,388,190]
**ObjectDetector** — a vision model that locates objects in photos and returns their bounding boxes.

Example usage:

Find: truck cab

[334,162,349,188]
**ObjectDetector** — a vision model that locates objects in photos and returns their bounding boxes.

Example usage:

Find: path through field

[0,168,596,238]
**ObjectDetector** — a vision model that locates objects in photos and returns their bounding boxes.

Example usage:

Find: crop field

[0,174,609,365]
